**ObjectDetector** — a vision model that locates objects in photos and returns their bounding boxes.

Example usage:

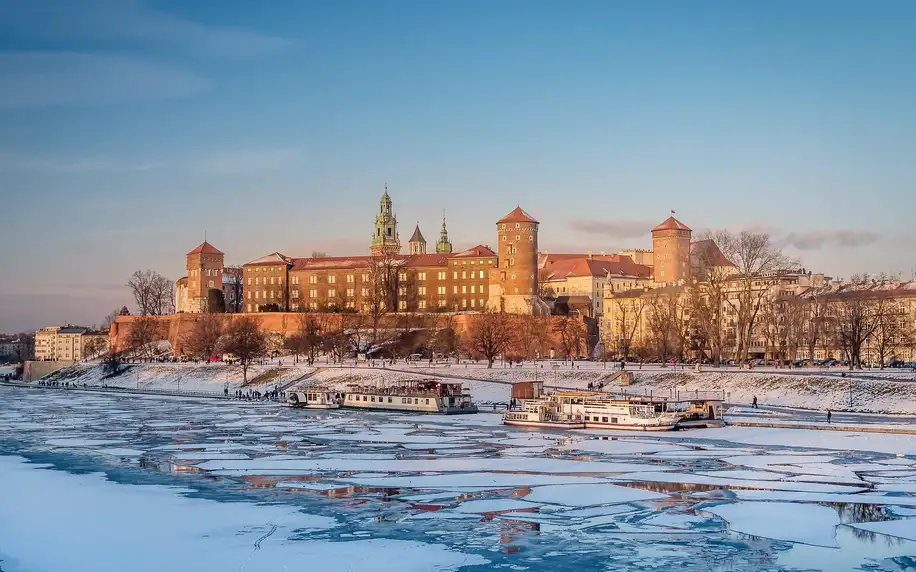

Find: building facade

[34,326,108,361]
[651,216,692,284]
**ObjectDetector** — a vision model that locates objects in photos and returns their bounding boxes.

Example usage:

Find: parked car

[888,360,906,368]
[222,353,238,364]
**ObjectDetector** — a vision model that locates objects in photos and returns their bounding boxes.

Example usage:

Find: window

[398,301,406,310]
[346,274,354,283]
[310,302,318,309]
[462,271,466,279]
[270,276,275,285]
[247,277,252,286]
[291,303,299,311]
[328,275,336,284]
[309,275,318,284]
[361,288,369,296]
[255,277,260,285]
[247,291,251,299]
[328,288,336,297]
[247,304,252,312]
[399,272,407,281]
[255,291,260,299]
[437,286,446,295]
[208,280,214,288]
[419,286,427,295]
[310,289,318,298]
[479,271,485,279]
[418,272,426,281]
[462,285,466,293]
[480,299,485,307]
[462,299,467,308]
[347,288,355,297]
[292,290,299,298]
[453,285,458,294]
[471,285,476,294]
[362,273,369,282]
[437,271,446,280]
[419,300,426,309]
[453,272,458,279]
[471,299,476,308]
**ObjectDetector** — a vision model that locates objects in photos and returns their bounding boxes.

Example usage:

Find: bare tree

[688,244,734,364]
[101,308,122,332]
[517,315,551,360]
[286,313,325,365]
[870,298,911,368]
[552,316,586,359]
[463,310,516,368]
[223,266,244,313]
[365,252,399,342]
[644,290,684,363]
[830,289,883,370]
[83,336,109,360]
[126,315,163,360]
[311,251,328,258]
[127,270,175,315]
[220,317,267,383]
[610,295,645,361]
[802,292,830,362]
[712,230,795,362]
[180,314,224,359]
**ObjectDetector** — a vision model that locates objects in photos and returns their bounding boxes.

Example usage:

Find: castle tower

[436,212,453,254]
[488,206,549,314]
[651,215,692,283]
[408,223,427,255]
[186,241,224,312]
[370,185,400,256]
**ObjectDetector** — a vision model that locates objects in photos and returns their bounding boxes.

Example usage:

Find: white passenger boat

[503,381,721,431]
[286,389,342,409]
[343,379,478,415]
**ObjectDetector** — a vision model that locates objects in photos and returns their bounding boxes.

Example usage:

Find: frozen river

[2,387,916,571]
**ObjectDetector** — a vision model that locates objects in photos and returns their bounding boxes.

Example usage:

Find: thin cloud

[782,230,878,251]
[0,0,292,60]
[194,149,304,175]
[0,52,210,109]
[0,152,167,173]
[568,218,654,239]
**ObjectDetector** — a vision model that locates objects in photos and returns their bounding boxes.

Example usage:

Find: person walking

[752,396,758,409]
[827,409,832,424]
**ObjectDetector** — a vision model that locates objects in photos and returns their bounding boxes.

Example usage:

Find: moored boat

[286,389,342,409]
[343,379,478,415]
[503,381,723,431]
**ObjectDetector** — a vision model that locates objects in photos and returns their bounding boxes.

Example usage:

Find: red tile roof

[652,216,691,233]
[187,241,223,256]
[498,206,538,224]
[452,244,496,258]
[541,256,652,281]
[690,239,734,268]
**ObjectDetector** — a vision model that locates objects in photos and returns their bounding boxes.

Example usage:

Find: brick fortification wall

[110,313,592,358]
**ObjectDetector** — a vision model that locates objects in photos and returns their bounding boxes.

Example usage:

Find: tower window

[387,227,392,236]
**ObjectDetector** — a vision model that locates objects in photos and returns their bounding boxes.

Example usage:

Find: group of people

[37,380,85,388]
[230,388,282,401]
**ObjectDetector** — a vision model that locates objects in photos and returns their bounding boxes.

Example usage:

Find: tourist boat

[342,379,478,415]
[286,389,342,409]
[503,381,722,431]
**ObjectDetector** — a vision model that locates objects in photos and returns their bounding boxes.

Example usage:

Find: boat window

[363,396,368,402]
[602,417,608,423]
[425,399,430,404]
[611,417,617,424]
[388,397,393,403]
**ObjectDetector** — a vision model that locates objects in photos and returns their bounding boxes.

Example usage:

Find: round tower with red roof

[651,215,692,283]
[488,206,549,314]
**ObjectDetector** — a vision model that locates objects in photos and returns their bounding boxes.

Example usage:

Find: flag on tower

[671,209,676,214]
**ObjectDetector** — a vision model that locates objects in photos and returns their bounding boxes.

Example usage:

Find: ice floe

[702,501,840,548]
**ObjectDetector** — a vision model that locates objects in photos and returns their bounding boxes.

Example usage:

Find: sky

[1,0,915,332]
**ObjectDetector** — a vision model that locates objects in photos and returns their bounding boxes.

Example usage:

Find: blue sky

[1,0,915,332]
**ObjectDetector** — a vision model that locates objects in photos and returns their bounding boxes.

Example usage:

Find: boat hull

[503,419,585,429]
[583,420,677,431]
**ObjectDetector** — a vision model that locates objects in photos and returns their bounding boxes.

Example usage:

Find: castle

[176,188,703,319]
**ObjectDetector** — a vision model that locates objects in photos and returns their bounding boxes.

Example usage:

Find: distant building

[0,337,33,362]
[34,326,108,361]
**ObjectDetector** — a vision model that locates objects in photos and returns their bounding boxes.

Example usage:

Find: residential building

[33,326,108,361]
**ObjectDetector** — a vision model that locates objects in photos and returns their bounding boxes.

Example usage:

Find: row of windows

[346,394,432,405]
[249,276,283,286]
[252,269,490,285]
[451,259,494,265]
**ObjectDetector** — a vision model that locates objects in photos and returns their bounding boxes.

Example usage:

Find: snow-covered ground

[295,362,916,414]
[2,388,916,571]
[35,361,316,393]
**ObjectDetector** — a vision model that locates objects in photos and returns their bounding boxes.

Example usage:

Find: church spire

[371,183,400,256]
[436,210,453,254]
